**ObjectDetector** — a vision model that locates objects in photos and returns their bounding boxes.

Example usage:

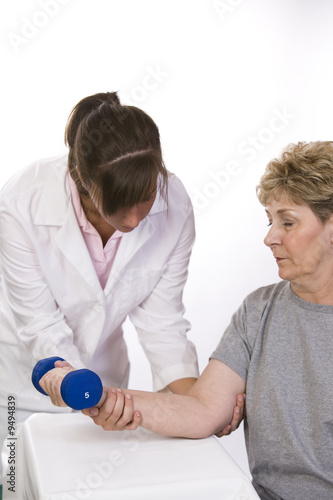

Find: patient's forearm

[115,389,231,439]
[88,360,245,437]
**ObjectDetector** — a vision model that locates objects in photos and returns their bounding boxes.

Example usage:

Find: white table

[2,413,259,500]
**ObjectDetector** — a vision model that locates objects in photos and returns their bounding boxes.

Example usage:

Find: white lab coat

[0,156,198,412]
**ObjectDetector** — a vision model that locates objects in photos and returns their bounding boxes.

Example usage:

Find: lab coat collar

[148,175,168,215]
[33,156,71,226]
[32,158,168,296]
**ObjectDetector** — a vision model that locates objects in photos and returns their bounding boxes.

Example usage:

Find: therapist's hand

[39,361,75,407]
[81,388,142,431]
[215,393,246,437]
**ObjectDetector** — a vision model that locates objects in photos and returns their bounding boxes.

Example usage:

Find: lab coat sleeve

[0,209,86,369]
[129,202,199,391]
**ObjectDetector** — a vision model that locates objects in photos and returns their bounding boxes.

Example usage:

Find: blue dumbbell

[32,356,103,410]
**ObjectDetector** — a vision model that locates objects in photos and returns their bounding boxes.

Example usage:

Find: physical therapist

[0,92,241,464]
[0,90,198,418]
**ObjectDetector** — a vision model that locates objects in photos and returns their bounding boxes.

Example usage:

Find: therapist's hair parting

[65,91,168,215]
[257,140,333,223]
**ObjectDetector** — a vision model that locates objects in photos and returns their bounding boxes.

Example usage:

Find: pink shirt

[68,173,122,289]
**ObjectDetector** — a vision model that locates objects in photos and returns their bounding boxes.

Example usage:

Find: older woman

[70,141,333,500]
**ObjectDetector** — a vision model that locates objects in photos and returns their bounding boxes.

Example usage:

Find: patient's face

[263,196,333,292]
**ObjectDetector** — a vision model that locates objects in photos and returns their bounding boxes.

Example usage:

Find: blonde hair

[256,141,333,222]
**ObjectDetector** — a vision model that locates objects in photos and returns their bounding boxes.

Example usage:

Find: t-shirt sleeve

[210,299,251,382]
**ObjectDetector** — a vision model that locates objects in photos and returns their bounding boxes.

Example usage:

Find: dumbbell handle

[32,356,104,411]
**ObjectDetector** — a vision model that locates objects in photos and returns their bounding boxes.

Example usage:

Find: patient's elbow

[184,414,230,440]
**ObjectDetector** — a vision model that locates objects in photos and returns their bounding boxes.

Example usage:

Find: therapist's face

[76,165,157,232]
[97,186,157,232]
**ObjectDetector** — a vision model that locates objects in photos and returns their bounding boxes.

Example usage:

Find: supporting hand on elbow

[215,393,246,437]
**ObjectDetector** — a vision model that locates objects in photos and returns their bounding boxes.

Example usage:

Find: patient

[44,141,333,500]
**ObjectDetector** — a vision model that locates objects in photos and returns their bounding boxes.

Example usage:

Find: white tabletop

[2,412,259,500]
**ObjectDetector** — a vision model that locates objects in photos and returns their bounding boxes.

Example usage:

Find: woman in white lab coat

[0,94,242,471]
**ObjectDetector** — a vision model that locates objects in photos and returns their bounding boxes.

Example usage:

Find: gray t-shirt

[211,280,333,500]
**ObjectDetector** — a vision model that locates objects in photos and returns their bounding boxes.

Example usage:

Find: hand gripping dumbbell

[32,356,103,410]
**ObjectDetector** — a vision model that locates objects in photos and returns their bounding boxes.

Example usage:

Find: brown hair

[256,141,333,223]
[65,92,168,215]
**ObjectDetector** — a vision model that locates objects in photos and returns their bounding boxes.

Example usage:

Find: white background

[2,0,333,477]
